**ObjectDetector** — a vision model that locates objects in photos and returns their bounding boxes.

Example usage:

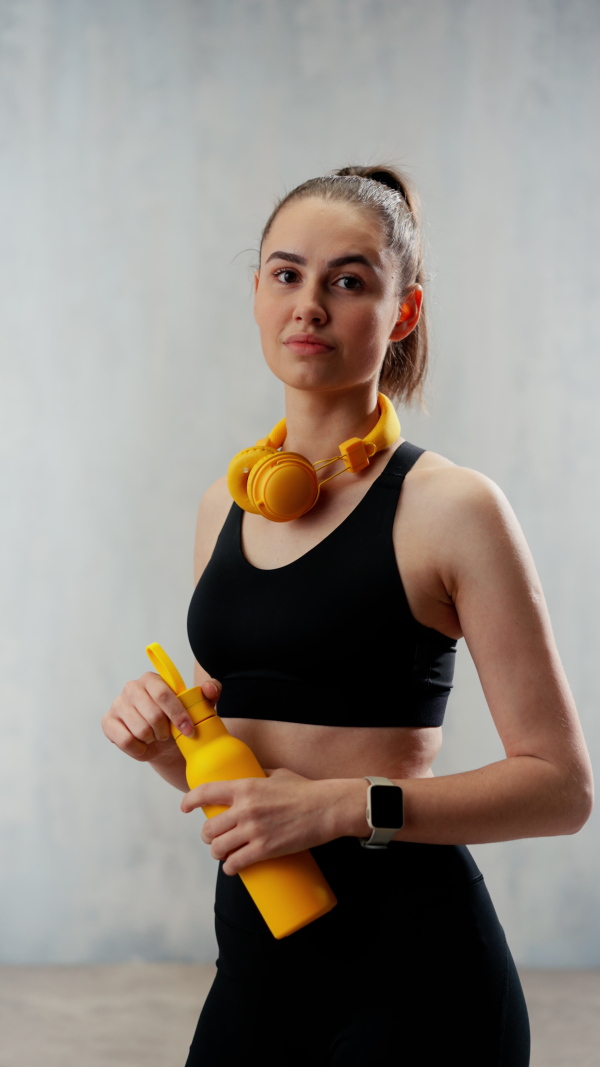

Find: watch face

[370,785,404,828]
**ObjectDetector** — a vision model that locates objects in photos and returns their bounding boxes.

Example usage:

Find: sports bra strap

[377,440,426,487]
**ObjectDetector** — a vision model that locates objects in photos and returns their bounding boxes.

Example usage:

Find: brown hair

[258,163,428,410]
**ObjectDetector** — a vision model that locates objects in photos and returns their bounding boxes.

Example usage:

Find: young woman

[103,165,593,1065]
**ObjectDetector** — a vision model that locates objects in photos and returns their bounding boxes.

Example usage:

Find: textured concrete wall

[1,0,598,965]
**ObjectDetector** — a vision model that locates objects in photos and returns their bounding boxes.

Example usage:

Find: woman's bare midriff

[220,717,442,781]
[196,442,464,784]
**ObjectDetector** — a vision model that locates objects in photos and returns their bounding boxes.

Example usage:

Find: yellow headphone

[227,392,401,523]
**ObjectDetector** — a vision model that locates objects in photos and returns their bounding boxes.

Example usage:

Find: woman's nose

[293,282,327,323]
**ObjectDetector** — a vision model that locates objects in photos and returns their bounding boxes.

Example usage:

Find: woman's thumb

[202,678,222,703]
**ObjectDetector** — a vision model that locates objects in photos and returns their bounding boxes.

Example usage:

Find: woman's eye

[273,268,299,284]
[271,269,364,290]
[335,275,363,290]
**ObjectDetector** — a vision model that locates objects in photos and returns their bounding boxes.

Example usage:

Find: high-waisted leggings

[185,837,531,1066]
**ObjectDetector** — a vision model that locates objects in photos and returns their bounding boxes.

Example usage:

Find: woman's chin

[264,359,365,396]
[266,364,339,392]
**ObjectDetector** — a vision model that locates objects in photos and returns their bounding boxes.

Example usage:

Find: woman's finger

[200,677,223,706]
[180,778,236,813]
[101,715,154,762]
[119,703,165,746]
[207,825,251,862]
[221,841,267,876]
[121,686,173,742]
[142,672,196,736]
[200,809,238,843]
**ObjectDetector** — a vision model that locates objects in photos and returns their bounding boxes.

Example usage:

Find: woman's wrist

[322,777,372,840]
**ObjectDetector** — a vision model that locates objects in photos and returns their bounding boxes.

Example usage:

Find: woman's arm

[148,477,230,791]
[184,467,593,874]
[334,465,594,843]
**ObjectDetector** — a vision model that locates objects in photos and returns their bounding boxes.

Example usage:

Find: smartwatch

[360,776,404,849]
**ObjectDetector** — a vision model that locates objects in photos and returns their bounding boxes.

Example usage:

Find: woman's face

[253,196,421,396]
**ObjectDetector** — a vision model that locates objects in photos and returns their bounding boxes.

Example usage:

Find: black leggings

[185,838,530,1066]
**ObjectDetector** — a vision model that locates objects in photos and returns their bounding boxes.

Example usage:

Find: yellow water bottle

[146,643,337,939]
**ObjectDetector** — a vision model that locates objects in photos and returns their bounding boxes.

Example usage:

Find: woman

[102,165,593,1065]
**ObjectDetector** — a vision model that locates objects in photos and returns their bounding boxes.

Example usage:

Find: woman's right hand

[101,672,222,763]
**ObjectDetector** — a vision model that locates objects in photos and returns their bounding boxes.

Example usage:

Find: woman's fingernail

[204,682,215,698]
[180,720,194,737]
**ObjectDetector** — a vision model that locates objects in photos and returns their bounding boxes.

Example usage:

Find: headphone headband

[264,392,399,455]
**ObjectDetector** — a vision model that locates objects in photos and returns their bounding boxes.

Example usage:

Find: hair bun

[333,164,407,199]
[367,169,403,194]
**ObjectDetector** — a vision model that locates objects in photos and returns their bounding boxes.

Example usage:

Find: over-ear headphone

[227,392,400,523]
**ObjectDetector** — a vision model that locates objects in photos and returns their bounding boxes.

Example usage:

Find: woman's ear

[389,284,423,342]
[253,269,260,322]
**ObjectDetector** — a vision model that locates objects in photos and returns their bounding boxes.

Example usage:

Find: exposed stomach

[220,718,443,780]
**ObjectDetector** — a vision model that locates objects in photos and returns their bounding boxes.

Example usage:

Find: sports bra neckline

[237,438,417,574]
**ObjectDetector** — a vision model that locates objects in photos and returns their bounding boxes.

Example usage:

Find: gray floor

[0,965,599,1066]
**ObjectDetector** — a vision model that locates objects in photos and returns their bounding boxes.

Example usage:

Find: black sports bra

[187,440,458,728]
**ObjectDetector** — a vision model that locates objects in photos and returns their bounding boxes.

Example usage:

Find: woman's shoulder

[405,445,509,521]
[193,476,234,583]
[395,445,525,631]
[403,445,520,562]
[401,444,537,603]
[198,474,233,516]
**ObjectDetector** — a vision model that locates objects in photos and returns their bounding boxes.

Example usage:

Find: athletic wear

[187,441,457,728]
[184,437,531,1065]
[185,840,530,1066]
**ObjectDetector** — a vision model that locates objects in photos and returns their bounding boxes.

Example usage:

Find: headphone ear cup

[247,452,320,522]
[227,446,277,514]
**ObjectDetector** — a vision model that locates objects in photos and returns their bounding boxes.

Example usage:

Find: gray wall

[1,0,599,965]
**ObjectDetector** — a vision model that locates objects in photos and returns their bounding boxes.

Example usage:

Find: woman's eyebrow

[264,250,381,271]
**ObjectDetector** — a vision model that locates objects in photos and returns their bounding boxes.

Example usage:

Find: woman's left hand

[180,768,342,875]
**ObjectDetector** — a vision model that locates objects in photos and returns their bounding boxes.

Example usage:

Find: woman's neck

[281,385,382,463]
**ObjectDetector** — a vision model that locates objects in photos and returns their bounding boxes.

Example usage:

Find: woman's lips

[284,339,335,355]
